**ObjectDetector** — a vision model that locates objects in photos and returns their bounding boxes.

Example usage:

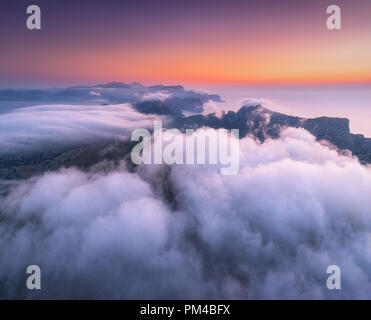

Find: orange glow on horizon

[2,0,371,88]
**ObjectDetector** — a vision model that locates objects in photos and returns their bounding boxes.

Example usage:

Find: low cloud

[141,91,171,102]
[89,91,101,97]
[0,104,162,154]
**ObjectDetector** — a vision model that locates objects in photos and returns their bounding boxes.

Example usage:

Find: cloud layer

[1,128,371,299]
[0,104,160,154]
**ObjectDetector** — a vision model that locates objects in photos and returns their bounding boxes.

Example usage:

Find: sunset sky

[1,0,371,87]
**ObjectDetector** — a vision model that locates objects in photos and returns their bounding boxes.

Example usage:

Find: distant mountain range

[0,81,222,109]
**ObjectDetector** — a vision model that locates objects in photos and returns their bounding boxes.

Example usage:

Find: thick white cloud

[1,127,371,299]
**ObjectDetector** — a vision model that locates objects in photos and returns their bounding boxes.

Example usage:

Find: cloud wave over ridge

[0,104,161,154]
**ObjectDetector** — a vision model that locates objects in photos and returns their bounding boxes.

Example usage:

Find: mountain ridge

[174,105,371,164]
